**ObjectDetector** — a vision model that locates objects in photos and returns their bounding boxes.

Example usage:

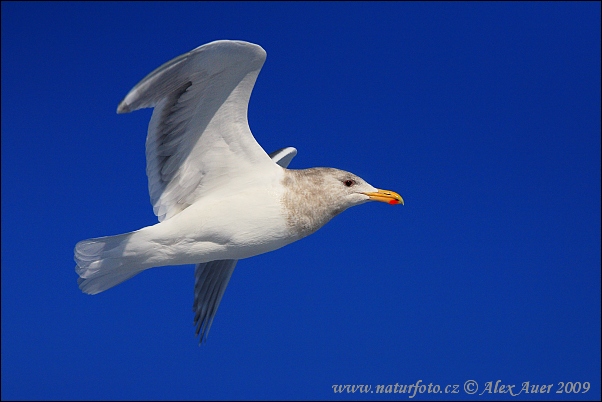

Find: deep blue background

[2,2,600,400]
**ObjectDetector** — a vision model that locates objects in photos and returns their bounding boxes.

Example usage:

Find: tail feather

[77,266,142,295]
[75,232,144,295]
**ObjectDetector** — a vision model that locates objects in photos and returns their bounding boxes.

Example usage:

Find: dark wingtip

[116,101,130,114]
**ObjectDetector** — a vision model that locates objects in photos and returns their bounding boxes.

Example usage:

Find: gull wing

[268,146,298,168]
[118,40,275,221]
[192,147,297,344]
[193,259,237,343]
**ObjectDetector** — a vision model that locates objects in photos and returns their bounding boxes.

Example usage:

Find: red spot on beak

[388,199,399,205]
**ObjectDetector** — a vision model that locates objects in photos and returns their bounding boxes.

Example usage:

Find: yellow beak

[362,189,404,205]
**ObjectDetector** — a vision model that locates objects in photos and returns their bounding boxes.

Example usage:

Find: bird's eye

[344,179,356,187]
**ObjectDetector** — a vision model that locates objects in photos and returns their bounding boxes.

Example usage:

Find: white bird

[75,40,403,343]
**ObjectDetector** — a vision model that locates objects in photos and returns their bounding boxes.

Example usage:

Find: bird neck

[280,168,347,239]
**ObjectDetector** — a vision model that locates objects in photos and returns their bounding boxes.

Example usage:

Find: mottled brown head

[281,167,402,238]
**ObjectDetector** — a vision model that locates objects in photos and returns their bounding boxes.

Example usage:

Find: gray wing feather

[193,260,237,344]
[269,147,297,168]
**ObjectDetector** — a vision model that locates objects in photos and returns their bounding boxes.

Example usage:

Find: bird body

[77,168,288,291]
[75,40,403,342]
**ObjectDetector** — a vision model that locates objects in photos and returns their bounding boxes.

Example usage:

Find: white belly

[124,185,293,268]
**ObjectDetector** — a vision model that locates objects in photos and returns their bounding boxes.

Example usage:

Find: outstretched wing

[193,259,237,343]
[192,146,297,344]
[118,40,276,222]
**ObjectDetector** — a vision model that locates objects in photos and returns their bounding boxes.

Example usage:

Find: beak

[362,189,404,205]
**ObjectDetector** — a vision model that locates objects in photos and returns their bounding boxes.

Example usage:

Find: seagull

[74,40,403,343]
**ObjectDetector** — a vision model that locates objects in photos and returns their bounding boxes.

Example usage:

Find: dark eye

[344,179,356,187]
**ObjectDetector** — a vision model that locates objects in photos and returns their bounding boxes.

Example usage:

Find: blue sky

[1,2,600,400]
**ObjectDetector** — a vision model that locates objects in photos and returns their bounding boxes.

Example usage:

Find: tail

[75,232,145,295]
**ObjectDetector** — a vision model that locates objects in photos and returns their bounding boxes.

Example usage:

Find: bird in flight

[75,40,403,344]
